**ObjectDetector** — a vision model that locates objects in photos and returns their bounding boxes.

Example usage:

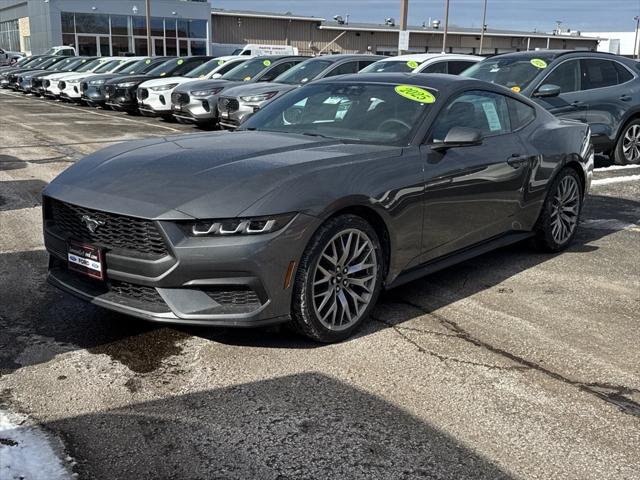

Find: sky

[210,0,640,33]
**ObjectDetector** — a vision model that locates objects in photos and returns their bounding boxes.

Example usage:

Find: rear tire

[532,167,583,252]
[291,214,384,343]
[614,119,640,165]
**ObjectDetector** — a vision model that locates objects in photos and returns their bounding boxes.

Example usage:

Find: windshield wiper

[300,132,331,139]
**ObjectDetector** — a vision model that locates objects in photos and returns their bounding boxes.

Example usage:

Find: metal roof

[318,21,599,41]
[211,8,324,22]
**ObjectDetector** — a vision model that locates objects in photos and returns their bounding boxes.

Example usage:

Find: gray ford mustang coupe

[43,73,594,342]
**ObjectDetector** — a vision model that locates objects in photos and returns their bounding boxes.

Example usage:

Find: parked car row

[4,49,638,166]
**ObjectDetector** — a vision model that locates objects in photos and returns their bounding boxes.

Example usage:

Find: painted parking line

[0,90,182,133]
[591,174,640,186]
[594,164,640,172]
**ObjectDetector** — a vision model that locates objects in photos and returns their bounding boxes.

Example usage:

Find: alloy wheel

[623,124,640,163]
[311,229,378,331]
[550,175,580,245]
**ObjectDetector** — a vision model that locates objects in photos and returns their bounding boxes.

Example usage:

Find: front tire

[291,215,384,343]
[532,167,583,252]
[614,119,640,165]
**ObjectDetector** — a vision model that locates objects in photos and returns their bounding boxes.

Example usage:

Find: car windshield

[461,54,557,90]
[222,58,273,81]
[120,58,158,74]
[242,82,433,145]
[146,58,188,76]
[275,59,332,85]
[185,58,225,78]
[111,59,138,73]
[74,58,101,72]
[50,57,81,71]
[93,60,122,73]
[360,60,425,73]
[40,58,64,69]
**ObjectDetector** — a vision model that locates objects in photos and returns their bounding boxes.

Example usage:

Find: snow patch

[0,410,72,480]
[594,164,640,171]
[591,174,640,186]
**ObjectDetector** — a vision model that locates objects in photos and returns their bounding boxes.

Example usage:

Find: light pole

[442,0,450,53]
[478,0,488,55]
[399,0,409,54]
[634,16,640,59]
[145,0,152,56]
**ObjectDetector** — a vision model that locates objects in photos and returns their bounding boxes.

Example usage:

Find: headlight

[191,87,224,97]
[89,79,105,85]
[67,79,81,84]
[240,91,278,103]
[150,83,178,91]
[117,81,138,88]
[186,213,296,236]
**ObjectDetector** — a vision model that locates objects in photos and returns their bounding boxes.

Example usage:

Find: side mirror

[533,84,561,98]
[431,127,482,151]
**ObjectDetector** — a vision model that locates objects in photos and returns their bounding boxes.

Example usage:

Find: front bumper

[171,92,218,124]
[60,82,83,100]
[43,197,320,326]
[218,97,260,130]
[81,82,107,105]
[104,85,139,111]
[138,88,173,116]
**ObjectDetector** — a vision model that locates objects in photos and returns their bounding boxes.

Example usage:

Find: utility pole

[478,0,488,55]
[634,16,640,59]
[398,0,409,54]
[145,0,152,56]
[442,0,450,53]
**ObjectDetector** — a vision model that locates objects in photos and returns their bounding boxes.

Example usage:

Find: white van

[232,44,298,56]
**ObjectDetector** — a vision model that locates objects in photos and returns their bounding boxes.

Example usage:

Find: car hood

[44,131,400,220]
[106,74,156,86]
[223,82,295,98]
[57,72,96,81]
[174,79,243,94]
[139,76,191,88]
[43,71,79,80]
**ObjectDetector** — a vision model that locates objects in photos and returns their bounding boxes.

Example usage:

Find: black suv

[463,51,640,164]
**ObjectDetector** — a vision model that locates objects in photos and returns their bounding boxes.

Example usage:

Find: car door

[324,61,361,77]
[258,61,300,82]
[420,90,530,260]
[447,60,479,75]
[420,61,448,74]
[579,58,637,148]
[531,59,587,123]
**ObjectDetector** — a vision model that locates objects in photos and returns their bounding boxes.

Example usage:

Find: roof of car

[250,55,311,61]
[316,72,472,89]
[487,50,625,61]
[374,53,480,62]
[312,54,387,61]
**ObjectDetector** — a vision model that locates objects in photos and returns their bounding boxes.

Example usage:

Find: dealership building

[0,0,211,56]
[1,3,600,57]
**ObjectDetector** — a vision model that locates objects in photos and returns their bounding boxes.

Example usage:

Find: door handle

[571,100,585,107]
[507,154,529,168]
[620,95,632,102]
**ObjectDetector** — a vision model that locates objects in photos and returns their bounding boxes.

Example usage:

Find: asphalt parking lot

[0,89,639,479]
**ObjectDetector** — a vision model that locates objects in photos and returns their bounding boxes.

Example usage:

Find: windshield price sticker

[406,60,419,69]
[177,59,184,65]
[244,76,251,81]
[218,59,225,65]
[531,58,548,69]
[511,86,522,93]
[395,85,436,104]
[145,59,151,64]
[263,59,271,67]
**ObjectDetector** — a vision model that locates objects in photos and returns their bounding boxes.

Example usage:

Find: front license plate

[68,242,104,280]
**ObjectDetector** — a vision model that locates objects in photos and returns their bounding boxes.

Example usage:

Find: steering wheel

[377,118,411,133]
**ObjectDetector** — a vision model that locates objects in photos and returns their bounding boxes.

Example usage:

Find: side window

[431,91,511,142]
[613,62,634,83]
[580,59,620,90]
[358,60,377,71]
[175,59,206,75]
[421,62,447,74]
[217,61,242,75]
[325,61,360,77]
[447,60,477,75]
[260,62,294,81]
[541,60,580,94]
[508,98,536,130]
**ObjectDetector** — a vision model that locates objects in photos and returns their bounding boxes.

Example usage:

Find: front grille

[48,198,169,258]
[58,80,66,90]
[81,81,88,92]
[110,280,163,304]
[32,78,43,89]
[44,80,50,88]
[138,87,148,100]
[105,84,114,96]
[218,97,239,112]
[171,92,189,105]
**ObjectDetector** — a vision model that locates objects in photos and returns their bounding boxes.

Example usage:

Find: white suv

[360,53,483,75]
[136,55,249,118]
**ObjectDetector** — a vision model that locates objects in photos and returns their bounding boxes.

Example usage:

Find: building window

[74,13,109,34]
[110,15,129,36]
[61,12,75,34]
[0,19,20,51]
[111,36,130,56]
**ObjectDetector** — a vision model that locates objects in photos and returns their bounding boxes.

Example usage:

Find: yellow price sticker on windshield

[395,85,436,104]
[511,86,521,93]
[531,58,547,69]
[406,60,419,69]
[199,74,205,79]
[177,59,184,65]
[263,59,271,66]
[160,72,167,76]
[218,59,225,65]
[145,59,151,64]
[244,76,251,81]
